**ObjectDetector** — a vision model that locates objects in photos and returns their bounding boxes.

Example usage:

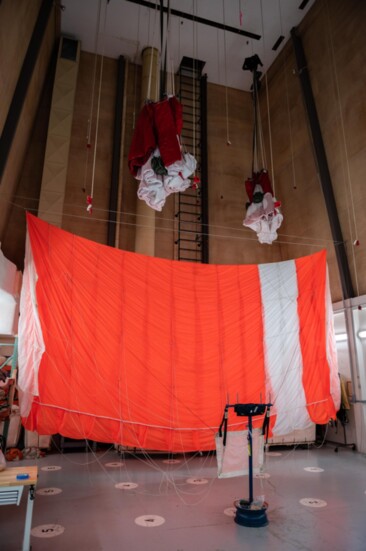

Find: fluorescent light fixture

[358,330,366,339]
[335,333,348,342]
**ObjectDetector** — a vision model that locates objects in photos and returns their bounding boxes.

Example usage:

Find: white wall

[330,302,366,454]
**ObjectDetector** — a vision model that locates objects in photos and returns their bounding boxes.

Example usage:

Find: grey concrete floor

[1,444,365,551]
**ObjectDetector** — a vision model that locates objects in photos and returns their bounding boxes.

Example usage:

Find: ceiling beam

[124,0,261,40]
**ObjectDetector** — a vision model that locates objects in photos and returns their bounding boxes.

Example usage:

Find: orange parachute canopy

[18,214,339,451]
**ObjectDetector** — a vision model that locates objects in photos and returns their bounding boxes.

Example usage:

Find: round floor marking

[135,515,165,527]
[36,487,63,496]
[186,477,209,485]
[300,498,327,508]
[255,472,270,479]
[41,465,62,472]
[224,507,236,517]
[31,524,65,538]
[115,482,138,490]
[163,459,181,464]
[304,467,324,473]
[105,462,125,468]
[265,451,282,457]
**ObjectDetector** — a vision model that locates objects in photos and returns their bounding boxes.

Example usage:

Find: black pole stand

[221,402,271,528]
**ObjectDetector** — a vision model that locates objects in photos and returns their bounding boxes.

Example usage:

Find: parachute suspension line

[255,1,266,171]
[252,69,259,174]
[162,0,174,97]
[192,0,197,162]
[166,2,175,97]
[146,1,159,101]
[159,0,169,99]
[325,0,360,296]
[82,0,102,194]
[90,0,108,207]
[256,79,267,170]
[132,2,141,128]
[222,0,231,145]
[280,1,297,192]
[261,0,274,197]
[146,27,154,101]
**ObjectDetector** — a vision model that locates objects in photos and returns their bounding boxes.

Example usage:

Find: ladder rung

[179,94,200,102]
[175,237,202,244]
[178,195,201,201]
[178,247,202,253]
[177,229,202,236]
[175,211,201,218]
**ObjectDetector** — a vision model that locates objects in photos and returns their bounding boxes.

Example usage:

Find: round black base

[234,499,269,527]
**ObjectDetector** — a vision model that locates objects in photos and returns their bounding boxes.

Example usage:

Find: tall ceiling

[60,0,315,91]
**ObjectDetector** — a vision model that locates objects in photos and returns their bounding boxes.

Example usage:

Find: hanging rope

[146,1,159,101]
[132,2,141,128]
[222,0,231,145]
[251,73,258,174]
[192,0,197,162]
[89,0,108,213]
[257,79,267,169]
[82,0,102,194]
[280,0,297,192]
[166,1,174,96]
[259,0,275,193]
[158,0,171,99]
[159,0,165,99]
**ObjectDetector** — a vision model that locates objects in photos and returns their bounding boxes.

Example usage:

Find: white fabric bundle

[137,150,197,211]
[243,192,283,245]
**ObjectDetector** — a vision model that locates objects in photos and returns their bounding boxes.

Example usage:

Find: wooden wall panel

[2,0,366,304]
[0,0,43,135]
[258,0,366,301]
[62,52,117,245]
[0,2,59,263]
[1,56,57,270]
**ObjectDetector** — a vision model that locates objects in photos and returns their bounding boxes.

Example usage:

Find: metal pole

[248,414,253,504]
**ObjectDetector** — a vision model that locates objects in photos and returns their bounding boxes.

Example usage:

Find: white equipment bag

[215,428,264,479]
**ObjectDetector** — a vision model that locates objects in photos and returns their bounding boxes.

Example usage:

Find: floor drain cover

[135,515,165,527]
[115,482,138,490]
[255,472,270,478]
[163,459,181,464]
[36,487,63,496]
[105,462,124,468]
[300,498,327,508]
[31,524,65,538]
[304,467,324,472]
[186,477,209,485]
[41,466,62,472]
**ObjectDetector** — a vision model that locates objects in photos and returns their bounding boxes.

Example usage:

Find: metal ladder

[175,57,208,263]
